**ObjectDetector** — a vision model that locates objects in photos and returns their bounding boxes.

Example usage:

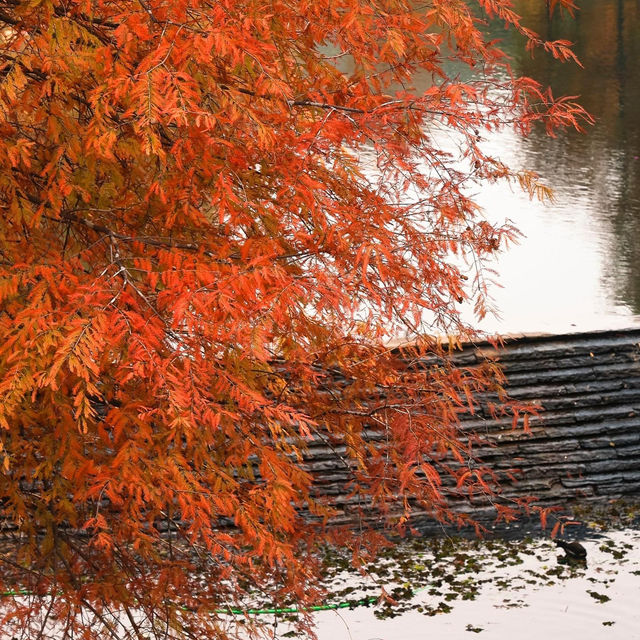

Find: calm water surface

[309,529,640,640]
[463,0,640,334]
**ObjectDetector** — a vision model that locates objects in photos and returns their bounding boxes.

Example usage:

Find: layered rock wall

[303,328,640,530]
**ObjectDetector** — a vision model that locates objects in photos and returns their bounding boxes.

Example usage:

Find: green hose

[1,590,379,615]
[214,596,379,615]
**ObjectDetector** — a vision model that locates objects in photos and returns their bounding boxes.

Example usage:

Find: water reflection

[472,0,640,332]
[331,1,640,333]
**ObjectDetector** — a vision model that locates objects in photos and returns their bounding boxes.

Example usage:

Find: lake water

[459,0,640,334]
[4,528,639,640]
[290,528,640,640]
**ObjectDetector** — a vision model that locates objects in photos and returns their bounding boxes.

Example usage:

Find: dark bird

[555,539,587,560]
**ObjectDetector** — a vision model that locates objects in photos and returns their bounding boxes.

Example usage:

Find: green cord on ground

[213,596,379,615]
[1,590,380,615]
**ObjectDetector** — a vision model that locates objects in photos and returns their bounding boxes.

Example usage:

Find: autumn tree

[0,0,589,637]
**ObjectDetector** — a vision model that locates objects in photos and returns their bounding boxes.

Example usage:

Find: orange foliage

[0,0,589,637]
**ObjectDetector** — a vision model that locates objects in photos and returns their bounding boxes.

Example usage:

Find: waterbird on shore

[555,539,587,560]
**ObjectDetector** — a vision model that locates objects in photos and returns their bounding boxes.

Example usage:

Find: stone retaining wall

[302,328,640,531]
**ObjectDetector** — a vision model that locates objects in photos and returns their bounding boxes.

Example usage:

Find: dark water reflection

[471,0,640,332]
[340,1,640,332]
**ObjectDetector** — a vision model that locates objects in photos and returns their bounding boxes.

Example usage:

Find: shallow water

[305,529,640,640]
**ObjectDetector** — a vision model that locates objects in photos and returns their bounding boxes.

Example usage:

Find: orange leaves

[543,38,582,66]
[443,82,478,108]
[547,0,579,16]
[114,13,153,45]
[380,29,407,60]
[0,0,592,635]
[4,138,34,168]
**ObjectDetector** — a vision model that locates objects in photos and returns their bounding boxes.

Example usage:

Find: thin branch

[44,213,204,253]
